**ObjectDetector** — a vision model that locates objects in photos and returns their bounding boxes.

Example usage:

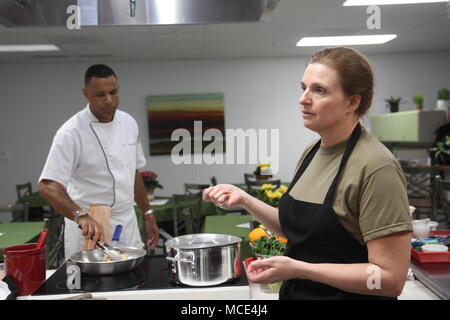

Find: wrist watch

[144,209,154,217]
[74,208,89,224]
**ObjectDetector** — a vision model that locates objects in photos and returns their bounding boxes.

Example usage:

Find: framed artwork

[147,93,225,155]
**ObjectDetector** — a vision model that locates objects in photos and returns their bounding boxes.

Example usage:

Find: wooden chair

[401,165,440,220]
[184,183,210,194]
[15,182,49,221]
[16,182,32,200]
[435,175,450,226]
[171,192,203,236]
[0,203,30,222]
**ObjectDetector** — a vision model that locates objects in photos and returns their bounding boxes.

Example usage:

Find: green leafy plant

[385,96,402,112]
[437,88,450,100]
[251,234,287,293]
[412,94,424,105]
[430,135,450,159]
[253,235,287,257]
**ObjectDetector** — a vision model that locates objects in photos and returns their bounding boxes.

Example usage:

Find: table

[0,221,45,261]
[203,215,256,259]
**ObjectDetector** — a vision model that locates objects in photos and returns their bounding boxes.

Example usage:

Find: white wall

[1,50,449,207]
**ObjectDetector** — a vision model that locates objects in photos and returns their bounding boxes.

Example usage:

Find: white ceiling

[0,0,449,62]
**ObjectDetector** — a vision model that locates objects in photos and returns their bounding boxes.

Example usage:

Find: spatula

[78,225,122,261]
[36,228,48,248]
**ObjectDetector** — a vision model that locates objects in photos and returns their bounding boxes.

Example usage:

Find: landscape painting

[147,93,225,155]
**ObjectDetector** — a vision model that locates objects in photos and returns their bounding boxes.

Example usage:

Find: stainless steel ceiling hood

[0,0,77,27]
[0,0,280,27]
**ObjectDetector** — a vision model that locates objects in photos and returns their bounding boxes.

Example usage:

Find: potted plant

[385,96,402,113]
[140,171,163,201]
[429,135,450,165]
[437,88,450,111]
[247,225,287,293]
[412,94,424,111]
[253,163,273,180]
[259,184,288,207]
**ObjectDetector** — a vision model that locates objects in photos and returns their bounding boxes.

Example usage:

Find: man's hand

[145,215,160,250]
[78,215,105,245]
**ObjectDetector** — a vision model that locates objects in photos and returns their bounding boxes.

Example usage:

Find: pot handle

[166,252,195,264]
[166,256,194,264]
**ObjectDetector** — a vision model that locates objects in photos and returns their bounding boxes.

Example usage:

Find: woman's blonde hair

[307,47,374,117]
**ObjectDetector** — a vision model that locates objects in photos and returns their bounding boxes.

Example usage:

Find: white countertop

[18,269,441,300]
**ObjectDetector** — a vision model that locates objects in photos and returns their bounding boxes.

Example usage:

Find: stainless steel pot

[165,233,242,287]
[69,246,146,275]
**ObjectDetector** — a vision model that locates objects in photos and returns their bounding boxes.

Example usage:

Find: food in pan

[101,251,129,262]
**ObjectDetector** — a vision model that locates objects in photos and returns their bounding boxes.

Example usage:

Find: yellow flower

[264,190,278,199]
[276,185,288,193]
[259,163,271,169]
[261,184,274,191]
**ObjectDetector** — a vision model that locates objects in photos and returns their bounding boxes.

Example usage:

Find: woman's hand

[246,256,303,283]
[202,184,250,209]
[78,215,105,245]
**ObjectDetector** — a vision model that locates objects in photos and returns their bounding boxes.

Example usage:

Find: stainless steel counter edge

[410,264,449,300]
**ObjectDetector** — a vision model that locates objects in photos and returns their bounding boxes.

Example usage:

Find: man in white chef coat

[39,64,159,259]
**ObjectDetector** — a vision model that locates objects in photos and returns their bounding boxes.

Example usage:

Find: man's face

[83,75,119,123]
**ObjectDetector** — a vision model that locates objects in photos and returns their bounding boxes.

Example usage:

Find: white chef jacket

[39,105,147,259]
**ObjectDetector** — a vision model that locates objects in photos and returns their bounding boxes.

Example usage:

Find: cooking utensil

[111,224,123,247]
[69,246,147,275]
[77,225,122,261]
[36,228,48,248]
[165,232,242,287]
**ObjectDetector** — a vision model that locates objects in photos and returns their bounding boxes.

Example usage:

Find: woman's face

[299,63,354,134]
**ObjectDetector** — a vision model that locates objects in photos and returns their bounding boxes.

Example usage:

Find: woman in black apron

[203,47,412,300]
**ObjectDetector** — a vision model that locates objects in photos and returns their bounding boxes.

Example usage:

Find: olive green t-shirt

[289,126,413,244]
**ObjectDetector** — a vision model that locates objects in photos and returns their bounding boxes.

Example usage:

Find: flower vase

[146,189,155,202]
[437,100,449,111]
[389,104,399,113]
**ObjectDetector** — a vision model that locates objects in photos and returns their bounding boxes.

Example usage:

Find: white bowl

[421,244,449,253]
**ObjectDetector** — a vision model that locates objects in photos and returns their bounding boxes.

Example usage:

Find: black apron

[278,123,395,300]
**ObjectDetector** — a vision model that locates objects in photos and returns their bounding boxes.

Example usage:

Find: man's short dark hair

[84,64,117,85]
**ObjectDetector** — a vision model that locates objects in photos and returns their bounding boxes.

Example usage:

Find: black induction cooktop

[32,255,248,296]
